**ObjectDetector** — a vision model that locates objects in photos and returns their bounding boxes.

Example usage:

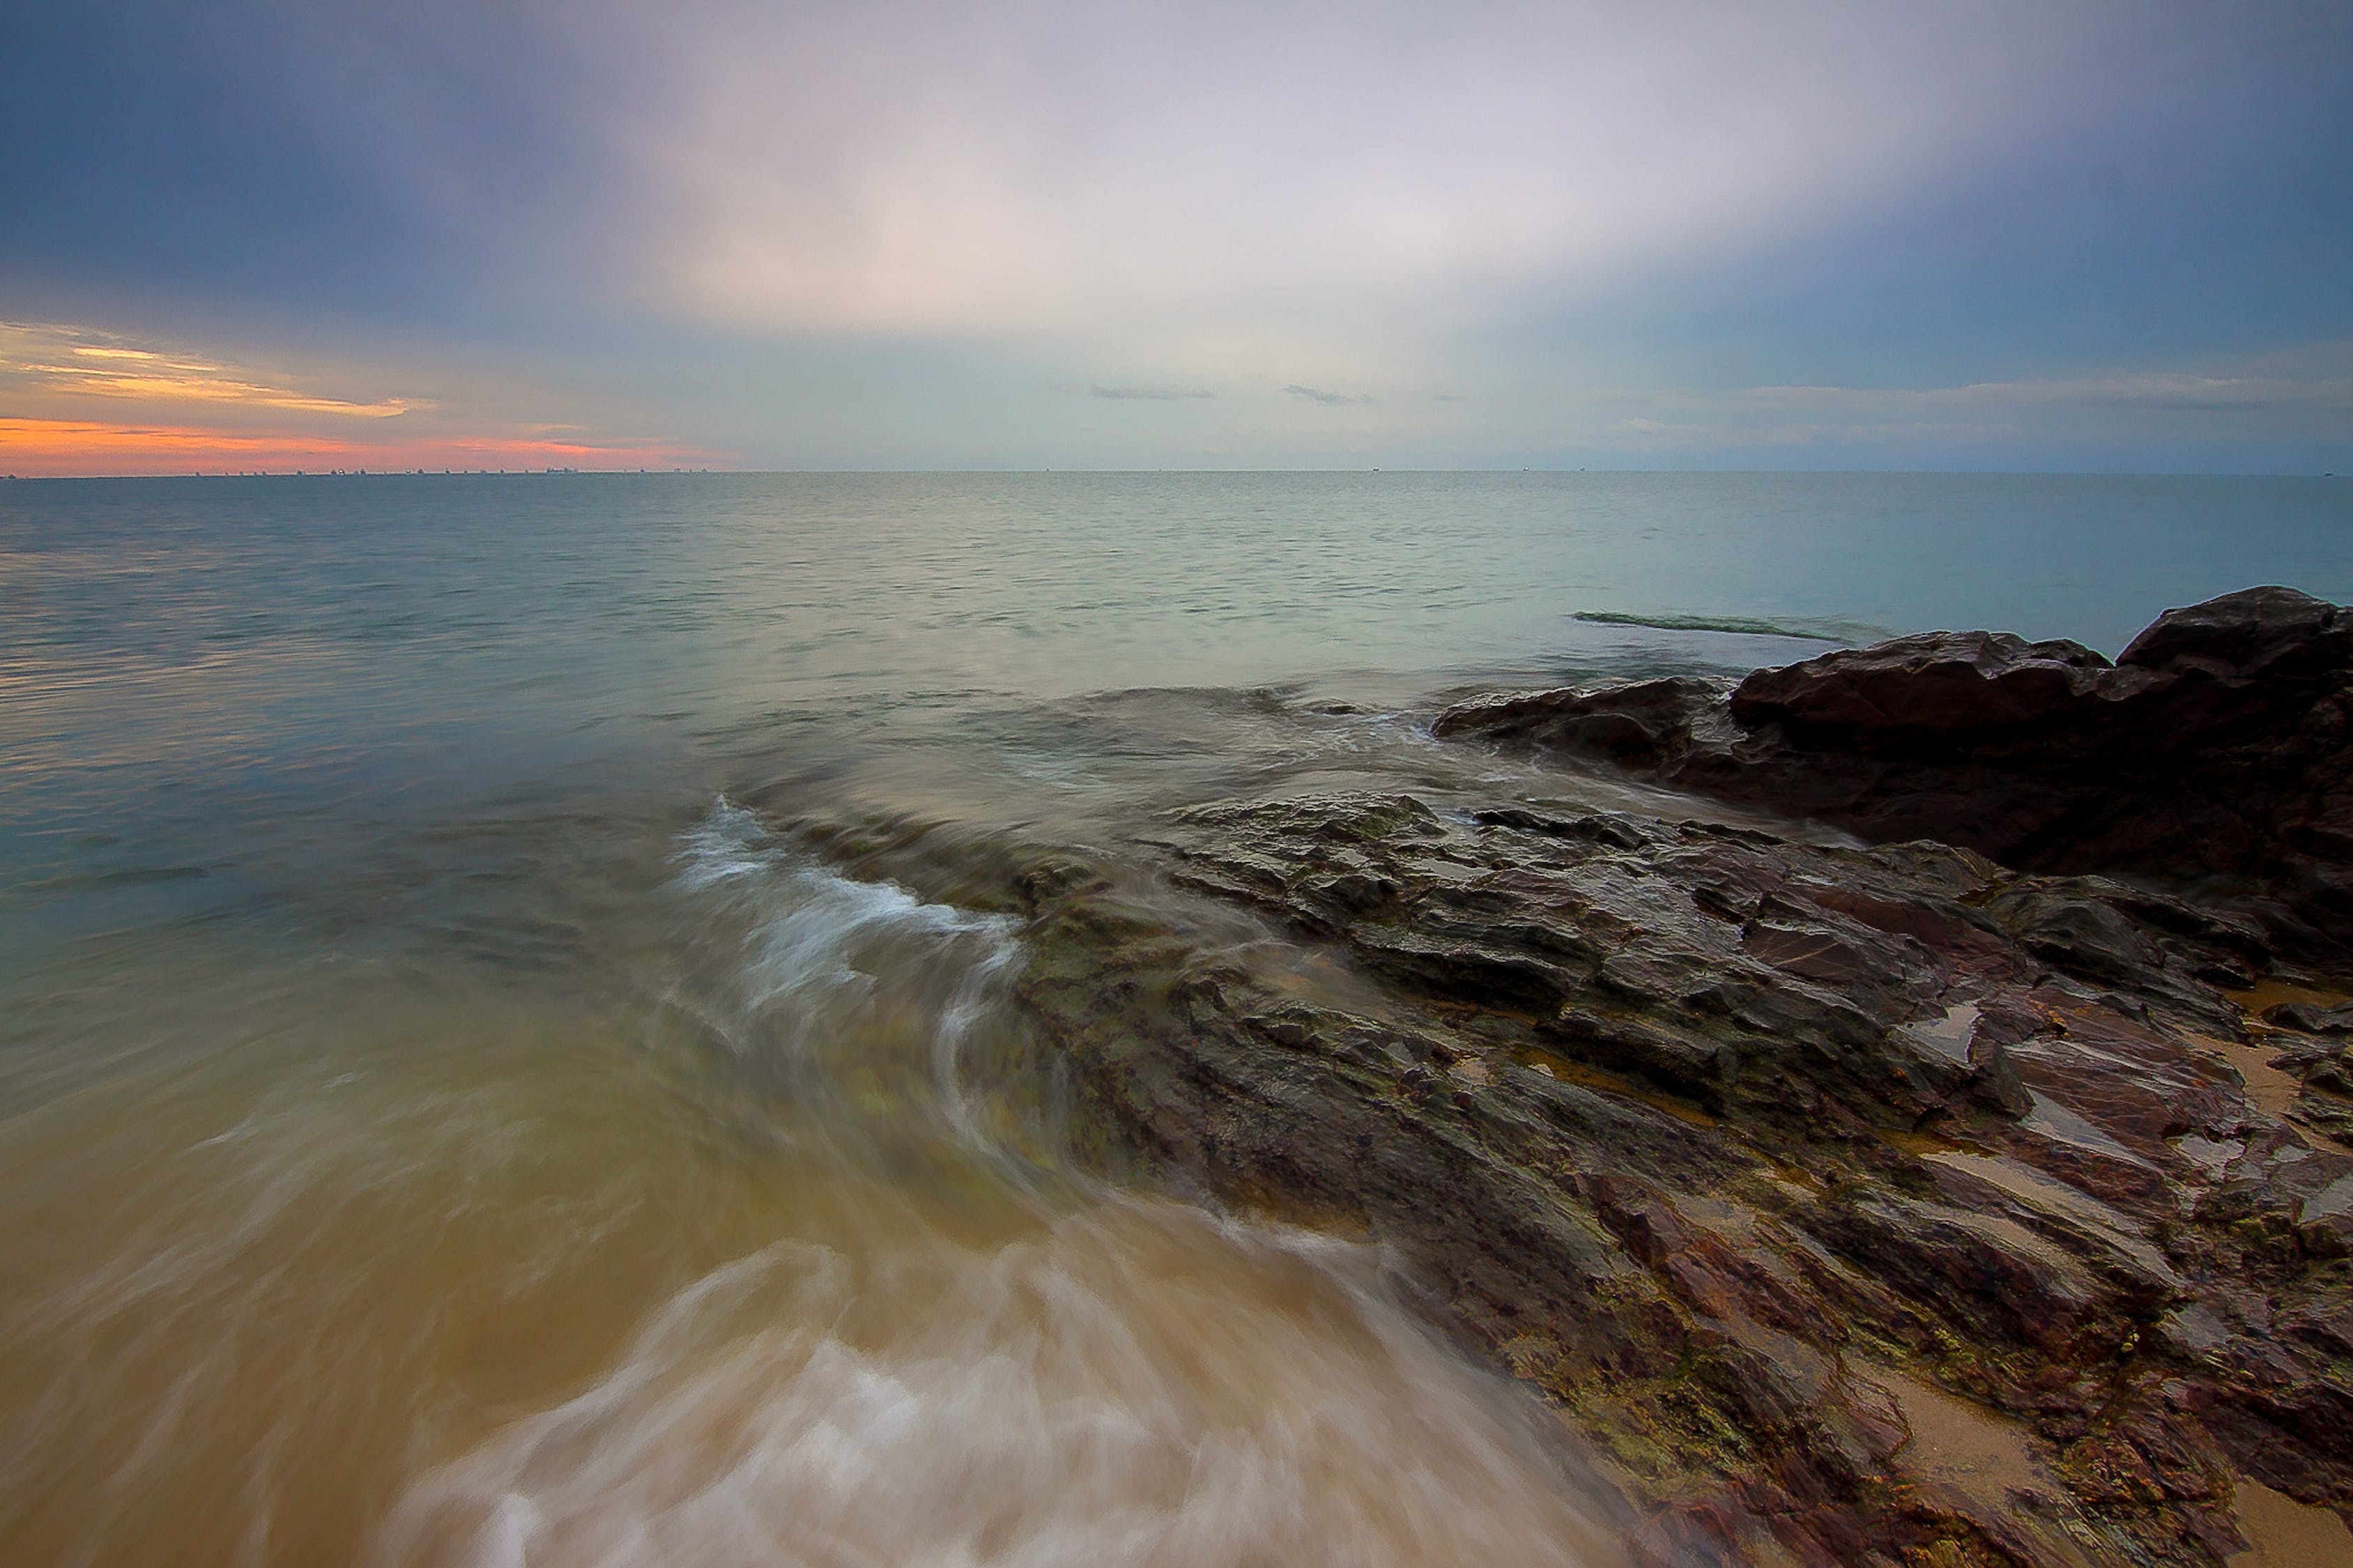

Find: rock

[1987,888,2168,986]
[2267,1001,2353,1036]
[940,783,2345,1562]
[1433,676,1722,758]
[1728,631,2121,737]
[2117,585,2353,681]
[1439,587,2353,962]
[757,589,2353,1565]
[1802,1192,2110,1355]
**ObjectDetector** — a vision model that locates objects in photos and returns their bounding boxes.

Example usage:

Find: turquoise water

[1,470,2347,1565]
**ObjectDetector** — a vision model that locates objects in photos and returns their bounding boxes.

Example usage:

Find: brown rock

[1439,587,2353,961]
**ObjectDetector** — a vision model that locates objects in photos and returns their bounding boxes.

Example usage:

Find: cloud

[15,1,2338,367]
[1087,384,1213,401]
[1734,372,2353,415]
[1,321,417,417]
[6,3,2347,472]
[1811,369,2333,411]
[609,1,2163,346]
[1528,364,2353,463]
[0,320,717,474]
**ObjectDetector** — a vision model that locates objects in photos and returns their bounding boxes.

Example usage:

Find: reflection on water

[0,801,1619,1567]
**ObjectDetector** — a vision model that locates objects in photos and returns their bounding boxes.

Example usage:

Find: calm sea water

[1,471,2347,1565]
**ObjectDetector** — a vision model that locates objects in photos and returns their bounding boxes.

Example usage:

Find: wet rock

[1441,587,2353,962]
[1432,677,1724,767]
[1728,630,2123,737]
[1988,889,2167,987]
[2117,584,2352,681]
[775,590,2353,1564]
[1803,1192,2113,1355]
[952,776,2352,1562]
[2268,1000,2353,1036]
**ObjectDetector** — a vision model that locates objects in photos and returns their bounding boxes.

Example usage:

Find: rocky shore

[1434,586,2353,967]
[776,587,2353,1567]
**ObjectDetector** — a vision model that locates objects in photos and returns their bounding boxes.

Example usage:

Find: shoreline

[782,586,2353,1567]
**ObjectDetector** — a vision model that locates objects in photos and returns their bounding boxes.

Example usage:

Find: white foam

[673,799,1022,1138]
[371,1203,1618,1568]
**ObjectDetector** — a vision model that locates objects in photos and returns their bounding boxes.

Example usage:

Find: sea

[2,470,2347,1566]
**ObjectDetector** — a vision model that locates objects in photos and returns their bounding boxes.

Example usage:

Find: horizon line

[3,466,2344,482]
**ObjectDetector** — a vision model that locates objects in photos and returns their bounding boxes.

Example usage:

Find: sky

[1,0,2348,475]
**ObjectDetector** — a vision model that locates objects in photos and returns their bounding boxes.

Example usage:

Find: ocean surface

[2,470,2348,1566]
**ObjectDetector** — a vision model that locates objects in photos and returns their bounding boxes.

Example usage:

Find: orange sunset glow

[0,417,721,476]
[0,321,712,475]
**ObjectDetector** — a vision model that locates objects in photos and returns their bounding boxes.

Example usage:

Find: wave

[673,799,1023,1143]
[369,1201,1618,1568]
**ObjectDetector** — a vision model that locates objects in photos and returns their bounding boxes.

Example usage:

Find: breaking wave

[671,799,1024,1142]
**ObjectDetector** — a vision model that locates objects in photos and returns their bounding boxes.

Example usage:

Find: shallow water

[3,472,2349,1565]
